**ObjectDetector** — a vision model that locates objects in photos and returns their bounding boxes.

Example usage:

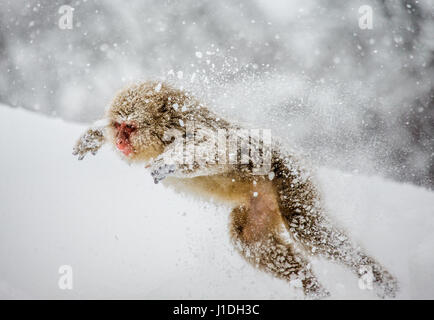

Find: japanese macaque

[73,81,398,299]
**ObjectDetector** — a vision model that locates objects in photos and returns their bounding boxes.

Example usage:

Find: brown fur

[106,81,233,163]
[75,80,398,299]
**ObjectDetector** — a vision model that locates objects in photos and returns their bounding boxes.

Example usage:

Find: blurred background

[0,0,433,188]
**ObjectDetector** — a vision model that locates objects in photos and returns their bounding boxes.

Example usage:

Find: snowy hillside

[0,104,433,299]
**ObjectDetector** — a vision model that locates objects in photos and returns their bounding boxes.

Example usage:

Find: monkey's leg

[272,155,397,297]
[229,193,329,298]
[285,209,398,298]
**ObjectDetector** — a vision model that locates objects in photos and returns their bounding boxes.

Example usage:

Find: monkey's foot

[358,264,398,299]
[302,272,330,299]
[374,270,398,299]
[73,128,105,160]
[150,164,176,184]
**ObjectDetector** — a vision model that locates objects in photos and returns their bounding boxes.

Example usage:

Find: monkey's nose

[118,122,136,135]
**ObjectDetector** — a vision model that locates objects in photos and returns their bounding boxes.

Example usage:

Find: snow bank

[0,105,433,299]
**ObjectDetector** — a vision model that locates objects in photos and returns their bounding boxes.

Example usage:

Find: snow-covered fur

[73,81,398,298]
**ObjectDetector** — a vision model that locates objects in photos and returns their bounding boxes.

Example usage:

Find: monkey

[73,81,398,299]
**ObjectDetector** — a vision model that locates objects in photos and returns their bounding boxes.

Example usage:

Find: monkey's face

[111,121,137,157]
[107,111,165,163]
[106,82,168,162]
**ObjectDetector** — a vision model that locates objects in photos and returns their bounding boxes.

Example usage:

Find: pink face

[113,122,137,156]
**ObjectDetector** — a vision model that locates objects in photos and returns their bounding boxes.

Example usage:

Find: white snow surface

[0,105,434,299]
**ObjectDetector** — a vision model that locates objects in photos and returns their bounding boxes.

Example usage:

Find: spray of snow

[1,105,433,299]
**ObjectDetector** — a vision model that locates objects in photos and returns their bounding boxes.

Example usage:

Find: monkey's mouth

[114,122,137,156]
[116,137,133,156]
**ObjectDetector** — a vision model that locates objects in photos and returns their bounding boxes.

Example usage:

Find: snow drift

[0,104,433,299]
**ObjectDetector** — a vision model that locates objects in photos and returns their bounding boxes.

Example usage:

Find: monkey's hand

[73,127,106,160]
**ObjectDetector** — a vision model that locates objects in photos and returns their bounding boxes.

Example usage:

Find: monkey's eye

[113,122,120,129]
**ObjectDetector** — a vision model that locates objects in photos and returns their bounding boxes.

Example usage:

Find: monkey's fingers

[150,164,176,184]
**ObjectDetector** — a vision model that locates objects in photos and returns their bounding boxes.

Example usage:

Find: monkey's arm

[73,125,106,160]
[148,140,229,184]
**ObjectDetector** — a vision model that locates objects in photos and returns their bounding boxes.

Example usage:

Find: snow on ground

[0,104,433,299]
